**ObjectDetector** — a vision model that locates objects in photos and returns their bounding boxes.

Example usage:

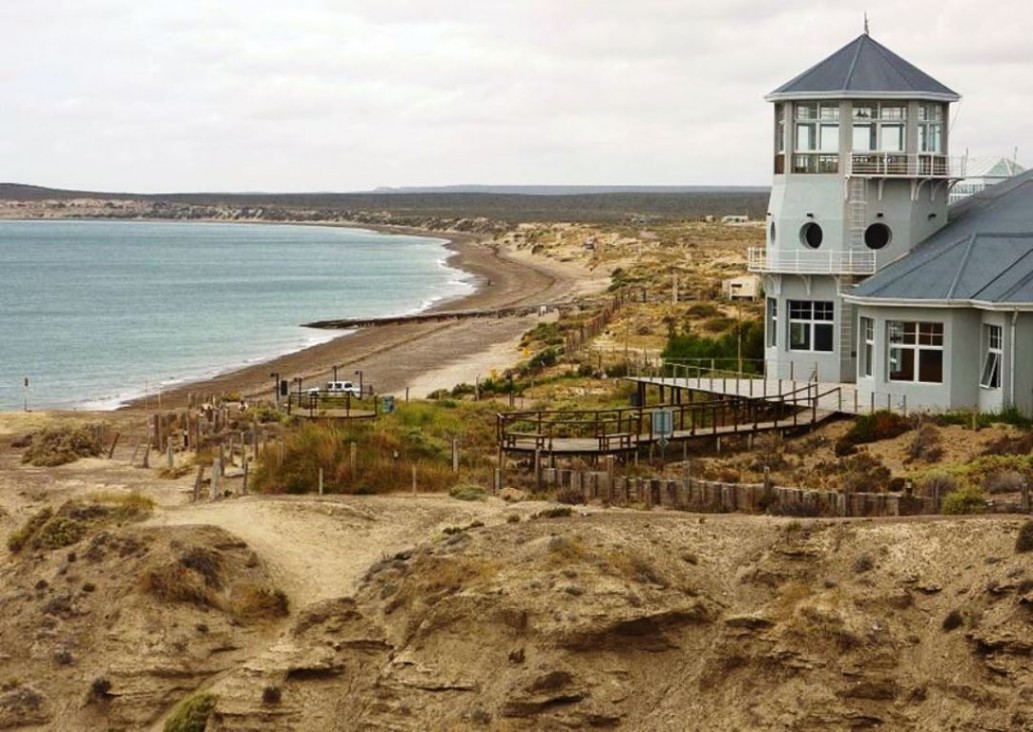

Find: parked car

[306,381,362,398]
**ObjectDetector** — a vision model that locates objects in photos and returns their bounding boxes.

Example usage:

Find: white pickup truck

[306,381,362,398]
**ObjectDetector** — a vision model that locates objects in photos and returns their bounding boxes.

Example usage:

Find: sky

[1,1,1031,193]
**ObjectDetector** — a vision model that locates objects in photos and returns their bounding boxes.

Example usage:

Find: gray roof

[767,34,959,102]
[849,171,1033,305]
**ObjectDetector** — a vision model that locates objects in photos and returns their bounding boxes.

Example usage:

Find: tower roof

[766,33,959,103]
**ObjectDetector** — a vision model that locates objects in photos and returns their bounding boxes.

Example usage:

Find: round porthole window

[769,221,776,244]
[864,223,891,250]
[800,222,823,249]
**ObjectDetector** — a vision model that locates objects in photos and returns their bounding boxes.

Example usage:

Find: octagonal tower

[752,31,960,382]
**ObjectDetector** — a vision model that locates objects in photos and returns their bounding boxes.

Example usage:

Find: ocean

[0,220,474,411]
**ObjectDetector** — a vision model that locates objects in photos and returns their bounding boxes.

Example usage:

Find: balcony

[748,247,876,275]
[848,153,963,179]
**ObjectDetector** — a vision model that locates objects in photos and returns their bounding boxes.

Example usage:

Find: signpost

[652,408,673,460]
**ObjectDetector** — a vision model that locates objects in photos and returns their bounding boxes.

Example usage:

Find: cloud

[0,0,1030,191]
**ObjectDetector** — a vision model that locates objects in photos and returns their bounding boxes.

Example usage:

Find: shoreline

[118,221,590,409]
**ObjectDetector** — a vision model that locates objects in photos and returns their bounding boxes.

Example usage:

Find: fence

[514,467,940,518]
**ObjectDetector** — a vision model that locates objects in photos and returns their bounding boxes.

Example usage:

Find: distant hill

[0,183,771,223]
[370,185,769,195]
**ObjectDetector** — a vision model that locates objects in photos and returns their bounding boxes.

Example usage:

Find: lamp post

[332,364,342,382]
[270,372,280,406]
[355,369,364,397]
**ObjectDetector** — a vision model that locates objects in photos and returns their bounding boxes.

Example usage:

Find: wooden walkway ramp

[626,376,861,414]
[498,384,838,458]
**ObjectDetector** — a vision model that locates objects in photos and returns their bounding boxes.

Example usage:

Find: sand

[139,228,605,409]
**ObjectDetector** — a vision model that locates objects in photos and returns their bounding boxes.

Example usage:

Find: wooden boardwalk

[498,386,837,458]
[627,376,861,414]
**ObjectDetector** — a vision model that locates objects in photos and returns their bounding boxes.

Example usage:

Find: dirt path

[144,494,537,608]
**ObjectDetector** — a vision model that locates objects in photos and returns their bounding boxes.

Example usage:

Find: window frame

[767,298,778,348]
[980,324,1002,389]
[787,300,835,353]
[887,320,944,384]
[860,317,874,378]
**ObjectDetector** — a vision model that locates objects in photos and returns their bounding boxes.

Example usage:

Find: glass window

[820,124,839,152]
[887,321,943,383]
[919,123,942,153]
[853,124,874,151]
[880,124,904,152]
[767,299,778,348]
[980,324,1002,389]
[796,123,816,151]
[860,317,875,378]
[788,300,834,353]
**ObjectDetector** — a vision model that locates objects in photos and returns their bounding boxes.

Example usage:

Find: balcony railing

[848,153,963,178]
[748,247,876,275]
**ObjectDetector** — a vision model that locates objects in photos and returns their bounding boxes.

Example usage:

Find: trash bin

[382,395,396,414]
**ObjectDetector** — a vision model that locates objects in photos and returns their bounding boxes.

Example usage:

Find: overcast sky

[2,1,1030,193]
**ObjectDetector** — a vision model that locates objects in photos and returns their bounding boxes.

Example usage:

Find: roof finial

[864,12,870,35]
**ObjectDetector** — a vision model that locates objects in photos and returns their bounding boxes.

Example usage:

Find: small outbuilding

[722,274,763,300]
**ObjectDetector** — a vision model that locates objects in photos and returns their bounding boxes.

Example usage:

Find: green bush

[662,319,764,374]
[164,692,216,732]
[7,507,54,552]
[22,425,102,467]
[941,485,988,515]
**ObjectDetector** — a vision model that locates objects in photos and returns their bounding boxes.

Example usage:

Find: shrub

[534,507,573,519]
[852,553,875,573]
[449,485,487,501]
[907,424,944,463]
[230,585,289,622]
[88,677,112,703]
[1016,520,1033,553]
[842,411,911,449]
[21,425,102,467]
[922,472,960,497]
[941,485,988,515]
[34,517,87,550]
[262,686,282,705]
[141,564,214,607]
[555,486,585,505]
[840,452,892,493]
[7,507,54,552]
[164,692,216,732]
[942,609,964,632]
[984,470,1027,495]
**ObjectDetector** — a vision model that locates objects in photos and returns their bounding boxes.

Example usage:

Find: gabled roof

[766,33,959,103]
[847,171,1033,306]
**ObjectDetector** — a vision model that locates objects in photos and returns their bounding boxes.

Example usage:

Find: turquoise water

[0,220,473,410]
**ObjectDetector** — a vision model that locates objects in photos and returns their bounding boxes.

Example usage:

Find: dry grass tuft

[141,564,216,607]
[230,584,290,621]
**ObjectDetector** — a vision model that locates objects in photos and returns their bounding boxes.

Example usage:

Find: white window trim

[860,317,874,378]
[887,321,944,384]
[980,324,1002,390]
[788,300,835,353]
[767,298,778,349]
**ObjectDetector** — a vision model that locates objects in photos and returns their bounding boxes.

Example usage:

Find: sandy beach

[144,226,605,408]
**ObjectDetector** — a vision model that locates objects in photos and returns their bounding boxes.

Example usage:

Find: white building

[753,30,1033,415]
[752,30,959,385]
[948,157,1025,205]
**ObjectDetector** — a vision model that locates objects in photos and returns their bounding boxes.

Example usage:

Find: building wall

[765,274,854,383]
[853,305,1033,415]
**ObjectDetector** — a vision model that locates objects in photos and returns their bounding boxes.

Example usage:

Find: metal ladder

[847,177,868,250]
